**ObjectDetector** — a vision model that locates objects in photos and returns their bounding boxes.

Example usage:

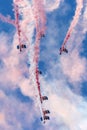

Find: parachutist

[59,47,68,55]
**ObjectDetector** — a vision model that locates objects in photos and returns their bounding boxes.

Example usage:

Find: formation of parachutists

[0,0,83,123]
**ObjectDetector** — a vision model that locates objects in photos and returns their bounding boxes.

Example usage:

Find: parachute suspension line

[60,0,83,54]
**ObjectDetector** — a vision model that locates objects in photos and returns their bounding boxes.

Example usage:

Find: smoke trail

[61,0,83,49]
[28,43,44,121]
[0,14,15,26]
[13,3,22,49]
[32,0,46,34]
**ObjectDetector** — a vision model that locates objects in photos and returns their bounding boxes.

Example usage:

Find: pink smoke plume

[31,0,48,121]
[13,4,22,48]
[60,0,83,53]
[32,0,46,35]
[0,14,15,26]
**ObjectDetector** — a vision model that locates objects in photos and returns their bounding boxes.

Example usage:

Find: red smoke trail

[32,0,46,35]
[32,0,47,103]
[35,67,42,102]
[14,3,30,51]
[32,0,50,121]
[34,31,42,102]
[13,4,22,47]
[0,14,15,26]
[60,0,83,52]
[34,33,46,122]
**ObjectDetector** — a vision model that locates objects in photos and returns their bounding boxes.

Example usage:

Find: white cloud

[60,50,86,82]
[0,88,38,130]
[44,0,62,12]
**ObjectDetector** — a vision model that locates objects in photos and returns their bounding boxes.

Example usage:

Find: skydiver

[38,70,42,74]
[17,44,26,49]
[41,34,45,37]
[21,44,26,48]
[63,48,68,53]
[59,47,68,55]
[44,116,50,120]
[42,96,48,100]
[43,110,50,114]
[40,117,43,121]
[40,117,46,123]
[17,44,26,51]
[40,116,50,122]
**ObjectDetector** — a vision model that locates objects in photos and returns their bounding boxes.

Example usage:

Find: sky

[0,0,87,130]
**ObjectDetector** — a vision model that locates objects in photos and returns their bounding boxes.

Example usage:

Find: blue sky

[0,0,87,130]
